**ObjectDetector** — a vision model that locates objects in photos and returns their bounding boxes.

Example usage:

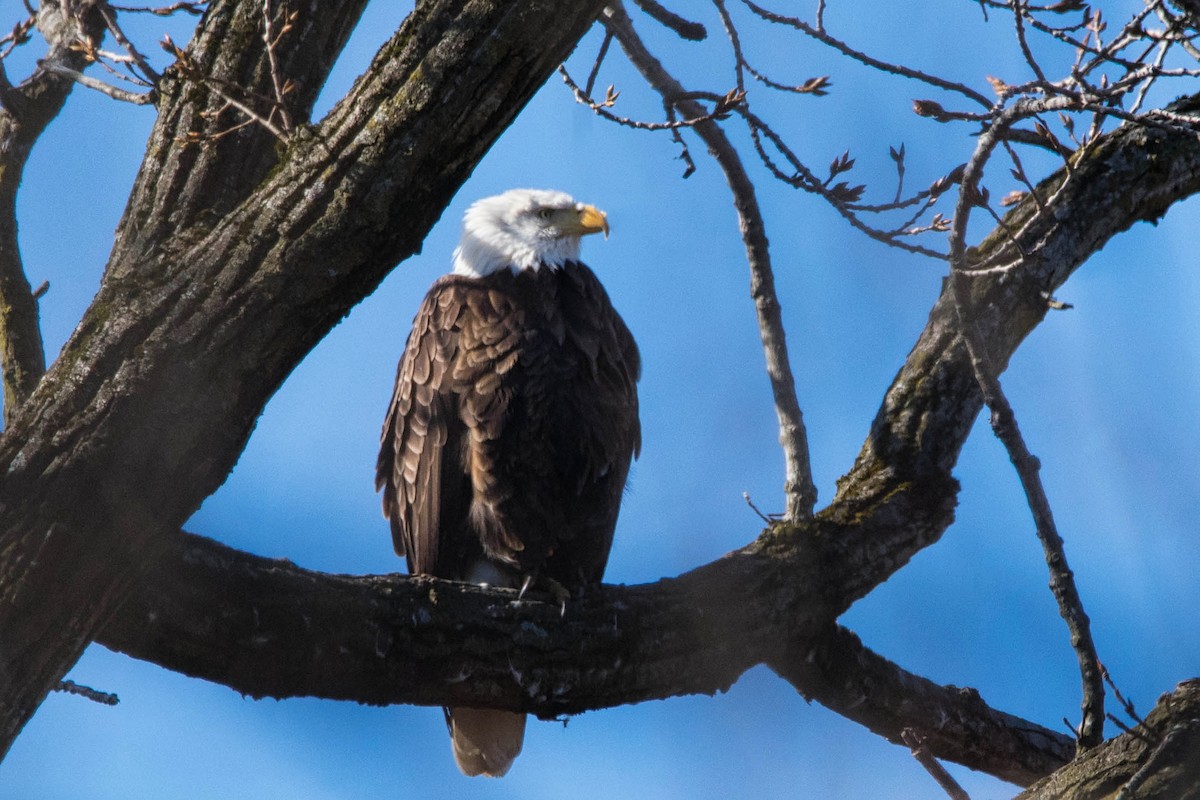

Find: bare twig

[739,106,949,259]
[902,729,973,800]
[630,0,707,40]
[742,492,778,523]
[161,35,288,140]
[261,0,293,132]
[560,66,743,131]
[96,0,161,84]
[1102,662,1149,730]
[0,15,36,61]
[1012,0,1051,87]
[109,1,207,14]
[603,2,818,520]
[945,104,1105,751]
[739,0,994,108]
[38,61,155,104]
[54,680,119,706]
[584,27,613,97]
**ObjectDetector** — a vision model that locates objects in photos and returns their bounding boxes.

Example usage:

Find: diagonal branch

[98,528,1071,787]
[770,625,1072,787]
[604,2,819,520]
[947,102,1108,750]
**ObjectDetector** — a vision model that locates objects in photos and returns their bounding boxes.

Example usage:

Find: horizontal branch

[98,530,796,712]
[98,528,1068,786]
[38,62,155,104]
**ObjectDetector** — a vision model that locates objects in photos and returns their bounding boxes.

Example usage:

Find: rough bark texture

[1016,681,1200,800]
[2,0,1200,792]
[99,529,1071,786]
[0,0,607,759]
[769,626,1074,787]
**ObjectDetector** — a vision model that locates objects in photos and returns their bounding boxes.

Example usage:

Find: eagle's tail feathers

[447,707,526,777]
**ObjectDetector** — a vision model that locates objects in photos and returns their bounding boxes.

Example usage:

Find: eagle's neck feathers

[451,231,578,277]
[450,188,594,278]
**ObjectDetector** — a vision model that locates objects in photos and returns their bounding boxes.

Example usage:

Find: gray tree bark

[0,1,1197,795]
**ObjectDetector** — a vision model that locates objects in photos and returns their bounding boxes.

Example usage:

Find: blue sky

[3,2,1199,798]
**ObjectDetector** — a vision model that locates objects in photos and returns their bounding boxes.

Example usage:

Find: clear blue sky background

[3,2,1199,798]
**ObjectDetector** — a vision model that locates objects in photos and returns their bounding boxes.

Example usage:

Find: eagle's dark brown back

[376,261,640,588]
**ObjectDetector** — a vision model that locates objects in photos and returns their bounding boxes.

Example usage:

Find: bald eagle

[376,189,641,777]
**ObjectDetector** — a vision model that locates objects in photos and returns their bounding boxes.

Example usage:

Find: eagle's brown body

[376,189,639,778]
[377,262,640,585]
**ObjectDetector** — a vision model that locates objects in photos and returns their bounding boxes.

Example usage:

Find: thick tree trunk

[0,0,606,759]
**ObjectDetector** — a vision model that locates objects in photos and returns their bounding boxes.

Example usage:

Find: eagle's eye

[536,208,554,221]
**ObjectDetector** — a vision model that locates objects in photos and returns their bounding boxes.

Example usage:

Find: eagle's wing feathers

[376,278,465,575]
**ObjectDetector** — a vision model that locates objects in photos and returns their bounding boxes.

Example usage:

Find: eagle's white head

[452,188,610,277]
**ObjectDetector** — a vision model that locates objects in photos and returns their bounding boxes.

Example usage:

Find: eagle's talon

[543,577,571,617]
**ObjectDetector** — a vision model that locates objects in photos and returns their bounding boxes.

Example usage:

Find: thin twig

[739,0,994,108]
[560,66,741,131]
[742,492,777,523]
[1102,662,1148,729]
[945,103,1105,751]
[261,0,293,132]
[901,729,973,800]
[630,0,707,41]
[604,2,818,520]
[162,35,288,140]
[55,680,119,706]
[97,1,161,84]
[38,61,155,104]
[109,1,207,14]
[584,28,613,97]
[1011,0,1051,88]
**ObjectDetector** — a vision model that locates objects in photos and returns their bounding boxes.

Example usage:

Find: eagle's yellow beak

[577,204,610,239]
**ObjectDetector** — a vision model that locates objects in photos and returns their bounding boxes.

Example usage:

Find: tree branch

[604,2,819,520]
[770,625,1072,787]
[98,528,1071,787]
[901,729,973,800]
[948,103,1106,750]
[38,61,155,104]
[628,0,706,41]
